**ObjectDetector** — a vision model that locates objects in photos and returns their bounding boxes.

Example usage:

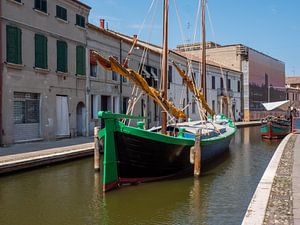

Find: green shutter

[42,0,47,12]
[76,15,80,26]
[57,41,67,72]
[6,26,22,64]
[35,34,47,69]
[76,46,85,75]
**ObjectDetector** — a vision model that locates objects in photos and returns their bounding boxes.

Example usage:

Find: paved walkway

[0,137,94,174]
[242,133,300,224]
[293,134,300,225]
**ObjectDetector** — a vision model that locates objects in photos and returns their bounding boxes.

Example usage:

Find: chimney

[133,34,138,45]
[100,19,105,29]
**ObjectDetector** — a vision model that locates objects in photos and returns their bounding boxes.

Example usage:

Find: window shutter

[7,26,16,63]
[35,34,47,69]
[16,28,22,64]
[35,35,42,68]
[76,46,85,75]
[56,5,60,17]
[42,0,47,12]
[35,0,40,9]
[6,26,22,64]
[76,15,80,26]
[57,41,67,72]
[44,37,48,68]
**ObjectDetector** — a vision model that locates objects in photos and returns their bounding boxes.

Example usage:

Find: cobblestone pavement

[263,135,296,225]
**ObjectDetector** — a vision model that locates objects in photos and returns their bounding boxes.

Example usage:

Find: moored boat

[95,0,237,192]
[260,116,290,139]
[260,100,291,139]
[99,111,236,192]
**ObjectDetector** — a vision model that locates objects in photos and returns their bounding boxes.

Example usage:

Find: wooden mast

[201,0,207,100]
[161,0,168,134]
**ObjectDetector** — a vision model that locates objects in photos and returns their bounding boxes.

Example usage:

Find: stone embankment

[242,133,300,225]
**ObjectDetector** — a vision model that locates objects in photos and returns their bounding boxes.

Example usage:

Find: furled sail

[172,61,215,115]
[91,51,186,119]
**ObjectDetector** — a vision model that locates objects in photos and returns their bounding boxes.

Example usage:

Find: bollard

[194,129,202,177]
[94,126,100,171]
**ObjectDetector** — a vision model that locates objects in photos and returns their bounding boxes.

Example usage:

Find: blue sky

[82,0,300,76]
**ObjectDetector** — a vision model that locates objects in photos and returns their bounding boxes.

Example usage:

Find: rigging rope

[206,2,235,122]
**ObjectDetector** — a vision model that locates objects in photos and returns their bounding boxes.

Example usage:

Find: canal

[0,126,280,225]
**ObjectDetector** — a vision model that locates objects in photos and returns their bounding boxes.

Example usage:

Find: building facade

[286,76,300,109]
[177,42,286,121]
[1,0,90,144]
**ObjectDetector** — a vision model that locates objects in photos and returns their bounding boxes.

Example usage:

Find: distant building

[286,76,300,109]
[177,43,286,121]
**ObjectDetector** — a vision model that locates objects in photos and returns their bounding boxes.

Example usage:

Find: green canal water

[0,127,280,225]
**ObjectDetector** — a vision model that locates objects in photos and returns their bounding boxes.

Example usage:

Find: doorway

[76,102,86,136]
[56,96,70,136]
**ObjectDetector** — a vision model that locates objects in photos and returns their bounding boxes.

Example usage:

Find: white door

[56,96,70,136]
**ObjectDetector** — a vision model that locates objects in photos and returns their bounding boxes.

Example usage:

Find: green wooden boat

[98,111,237,192]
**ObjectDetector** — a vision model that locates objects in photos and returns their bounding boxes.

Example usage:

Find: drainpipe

[85,15,90,137]
[0,1,3,145]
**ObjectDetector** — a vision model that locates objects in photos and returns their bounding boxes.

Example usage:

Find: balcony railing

[217,88,233,97]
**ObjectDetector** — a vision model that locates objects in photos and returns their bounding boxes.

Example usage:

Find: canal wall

[241,133,294,224]
[0,140,94,175]
[235,121,261,128]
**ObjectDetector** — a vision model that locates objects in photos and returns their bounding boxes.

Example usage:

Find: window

[13,92,40,124]
[212,100,215,112]
[168,65,172,89]
[57,40,68,72]
[211,76,215,89]
[76,46,86,75]
[112,56,118,80]
[238,80,241,92]
[56,5,67,21]
[112,96,119,113]
[141,99,145,117]
[112,71,118,81]
[227,78,231,90]
[192,100,196,114]
[154,101,158,121]
[76,14,85,28]
[35,34,47,69]
[220,77,224,89]
[90,64,97,77]
[34,0,47,13]
[6,25,22,64]
[123,97,129,114]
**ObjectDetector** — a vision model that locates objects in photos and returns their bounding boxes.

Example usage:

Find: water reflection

[0,127,279,225]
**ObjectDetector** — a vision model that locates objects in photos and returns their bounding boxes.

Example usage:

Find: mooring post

[194,129,201,177]
[94,126,100,171]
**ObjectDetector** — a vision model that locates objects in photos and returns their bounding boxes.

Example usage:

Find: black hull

[115,132,193,180]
